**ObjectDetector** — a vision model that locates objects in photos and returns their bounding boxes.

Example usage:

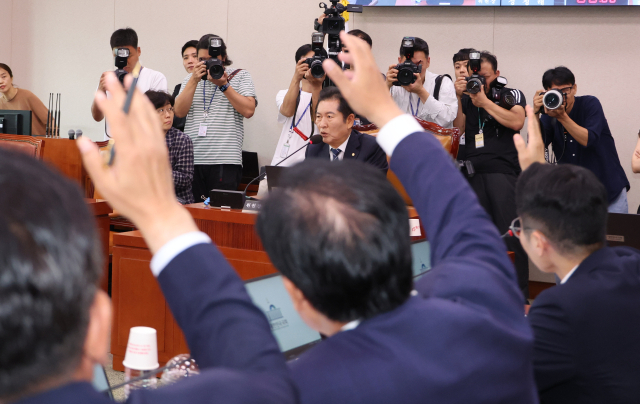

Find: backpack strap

[433,74,452,101]
[227,68,243,81]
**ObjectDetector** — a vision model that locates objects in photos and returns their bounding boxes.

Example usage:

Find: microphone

[75,129,83,138]
[243,134,323,198]
[68,129,76,139]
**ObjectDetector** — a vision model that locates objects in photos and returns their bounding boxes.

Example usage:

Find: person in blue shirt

[533,66,629,213]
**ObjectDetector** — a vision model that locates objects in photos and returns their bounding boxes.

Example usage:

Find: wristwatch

[219,83,230,93]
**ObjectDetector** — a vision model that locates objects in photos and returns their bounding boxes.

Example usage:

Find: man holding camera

[453,51,529,299]
[386,37,457,129]
[534,66,629,213]
[91,28,167,139]
[270,45,325,167]
[452,48,476,161]
[174,34,257,202]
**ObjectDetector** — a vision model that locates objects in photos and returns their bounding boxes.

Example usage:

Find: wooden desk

[41,138,91,196]
[86,199,112,293]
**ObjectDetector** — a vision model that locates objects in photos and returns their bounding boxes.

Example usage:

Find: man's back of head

[0,149,102,401]
[516,162,608,256]
[255,159,412,323]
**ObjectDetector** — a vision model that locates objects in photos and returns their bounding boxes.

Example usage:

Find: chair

[354,118,461,206]
[0,134,45,159]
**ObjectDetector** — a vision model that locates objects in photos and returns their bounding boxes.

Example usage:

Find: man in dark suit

[0,73,296,404]
[513,115,640,403]
[305,86,388,173]
[255,33,537,404]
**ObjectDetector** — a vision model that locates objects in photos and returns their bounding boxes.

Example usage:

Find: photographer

[174,34,257,201]
[534,66,629,213]
[453,51,529,299]
[452,48,476,160]
[172,40,198,132]
[386,37,457,128]
[91,28,167,139]
[270,44,325,167]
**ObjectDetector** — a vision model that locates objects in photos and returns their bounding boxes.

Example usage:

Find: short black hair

[348,29,372,48]
[181,40,198,57]
[255,159,412,322]
[110,27,138,49]
[542,66,575,90]
[145,90,174,109]
[453,48,476,64]
[480,51,498,72]
[0,149,102,399]
[317,87,354,122]
[516,163,608,254]
[295,44,313,62]
[0,63,12,78]
[400,37,429,58]
[196,34,232,66]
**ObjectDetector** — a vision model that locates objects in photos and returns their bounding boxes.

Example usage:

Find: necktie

[331,148,341,161]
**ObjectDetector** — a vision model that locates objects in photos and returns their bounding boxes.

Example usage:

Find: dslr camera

[305,32,327,79]
[537,89,565,113]
[202,37,225,81]
[393,37,421,87]
[114,47,129,84]
[488,76,516,110]
[465,52,485,94]
[318,0,363,36]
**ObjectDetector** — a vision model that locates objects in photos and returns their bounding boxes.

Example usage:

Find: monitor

[363,0,633,6]
[91,364,114,400]
[0,110,32,136]
[265,166,288,192]
[411,239,431,279]
[606,213,640,250]
[245,274,322,361]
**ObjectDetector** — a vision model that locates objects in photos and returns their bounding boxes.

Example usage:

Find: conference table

[85,199,112,293]
[110,203,423,371]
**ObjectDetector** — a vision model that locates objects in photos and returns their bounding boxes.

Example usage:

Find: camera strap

[201,69,244,118]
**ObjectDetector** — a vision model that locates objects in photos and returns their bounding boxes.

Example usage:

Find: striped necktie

[331,148,341,161]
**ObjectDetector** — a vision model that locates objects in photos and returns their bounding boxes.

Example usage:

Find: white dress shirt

[328,135,351,161]
[560,264,580,284]
[389,70,458,129]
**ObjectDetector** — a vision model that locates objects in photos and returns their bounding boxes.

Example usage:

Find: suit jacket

[528,246,640,404]
[305,129,388,174]
[16,243,297,404]
[290,131,537,404]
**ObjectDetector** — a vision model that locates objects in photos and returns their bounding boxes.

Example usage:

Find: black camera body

[393,37,421,87]
[202,37,225,81]
[304,32,327,79]
[114,47,130,84]
[319,0,362,36]
[465,51,485,94]
[488,76,517,111]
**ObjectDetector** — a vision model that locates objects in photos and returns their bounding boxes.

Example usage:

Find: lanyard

[202,83,218,118]
[290,100,312,131]
[410,94,421,117]
[478,108,487,134]
[288,90,313,141]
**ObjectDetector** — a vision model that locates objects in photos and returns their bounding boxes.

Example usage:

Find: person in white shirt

[271,44,325,167]
[385,37,457,128]
[91,28,167,139]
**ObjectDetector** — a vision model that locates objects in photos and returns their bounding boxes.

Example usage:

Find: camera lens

[543,90,563,110]
[397,68,415,86]
[210,64,224,80]
[466,78,482,94]
[115,69,127,85]
[310,61,325,79]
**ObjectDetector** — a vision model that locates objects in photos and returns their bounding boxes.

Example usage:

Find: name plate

[606,234,624,242]
[242,199,263,213]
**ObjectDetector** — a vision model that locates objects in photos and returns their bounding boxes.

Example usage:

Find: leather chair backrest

[0,134,45,159]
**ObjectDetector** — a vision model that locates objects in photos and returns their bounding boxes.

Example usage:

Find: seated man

[514,110,640,403]
[0,74,296,404]
[258,33,537,404]
[146,90,194,204]
[305,86,388,174]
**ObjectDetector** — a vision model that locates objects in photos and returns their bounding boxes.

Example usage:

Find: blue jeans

[608,188,628,214]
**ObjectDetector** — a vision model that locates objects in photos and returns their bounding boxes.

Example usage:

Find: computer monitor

[411,239,431,280]
[606,213,640,250]
[245,273,322,361]
[0,110,32,136]
[91,364,114,400]
[265,166,288,192]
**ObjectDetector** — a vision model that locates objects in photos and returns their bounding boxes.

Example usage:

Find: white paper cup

[122,327,159,371]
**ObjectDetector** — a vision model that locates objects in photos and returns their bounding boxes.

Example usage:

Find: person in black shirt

[172,40,198,132]
[452,48,476,161]
[453,51,529,299]
[534,66,630,214]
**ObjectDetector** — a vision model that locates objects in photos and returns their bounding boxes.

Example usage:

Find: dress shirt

[328,135,351,161]
[376,114,423,156]
[150,231,212,276]
[560,264,579,284]
[165,127,195,204]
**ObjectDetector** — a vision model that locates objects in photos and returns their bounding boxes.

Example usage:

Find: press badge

[280,142,290,158]
[198,123,208,137]
[475,133,485,148]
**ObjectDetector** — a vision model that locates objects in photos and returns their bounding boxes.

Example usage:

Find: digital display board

[358,0,635,6]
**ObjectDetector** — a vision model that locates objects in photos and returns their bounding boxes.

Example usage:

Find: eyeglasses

[157,107,174,115]
[509,217,523,239]
[553,85,573,94]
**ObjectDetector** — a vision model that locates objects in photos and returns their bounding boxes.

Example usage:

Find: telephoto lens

[543,89,564,110]
[309,60,325,78]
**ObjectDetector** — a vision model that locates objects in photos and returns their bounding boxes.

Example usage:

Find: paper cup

[122,327,159,371]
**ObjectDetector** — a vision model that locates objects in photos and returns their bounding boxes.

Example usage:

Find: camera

[114,47,129,84]
[393,37,421,87]
[304,32,327,79]
[465,51,485,94]
[543,89,565,110]
[319,1,362,36]
[202,37,225,81]
[487,76,516,110]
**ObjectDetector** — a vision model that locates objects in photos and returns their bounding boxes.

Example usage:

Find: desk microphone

[243,134,323,198]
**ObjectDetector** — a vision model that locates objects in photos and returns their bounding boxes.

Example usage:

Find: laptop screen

[245,274,322,360]
[411,240,431,279]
